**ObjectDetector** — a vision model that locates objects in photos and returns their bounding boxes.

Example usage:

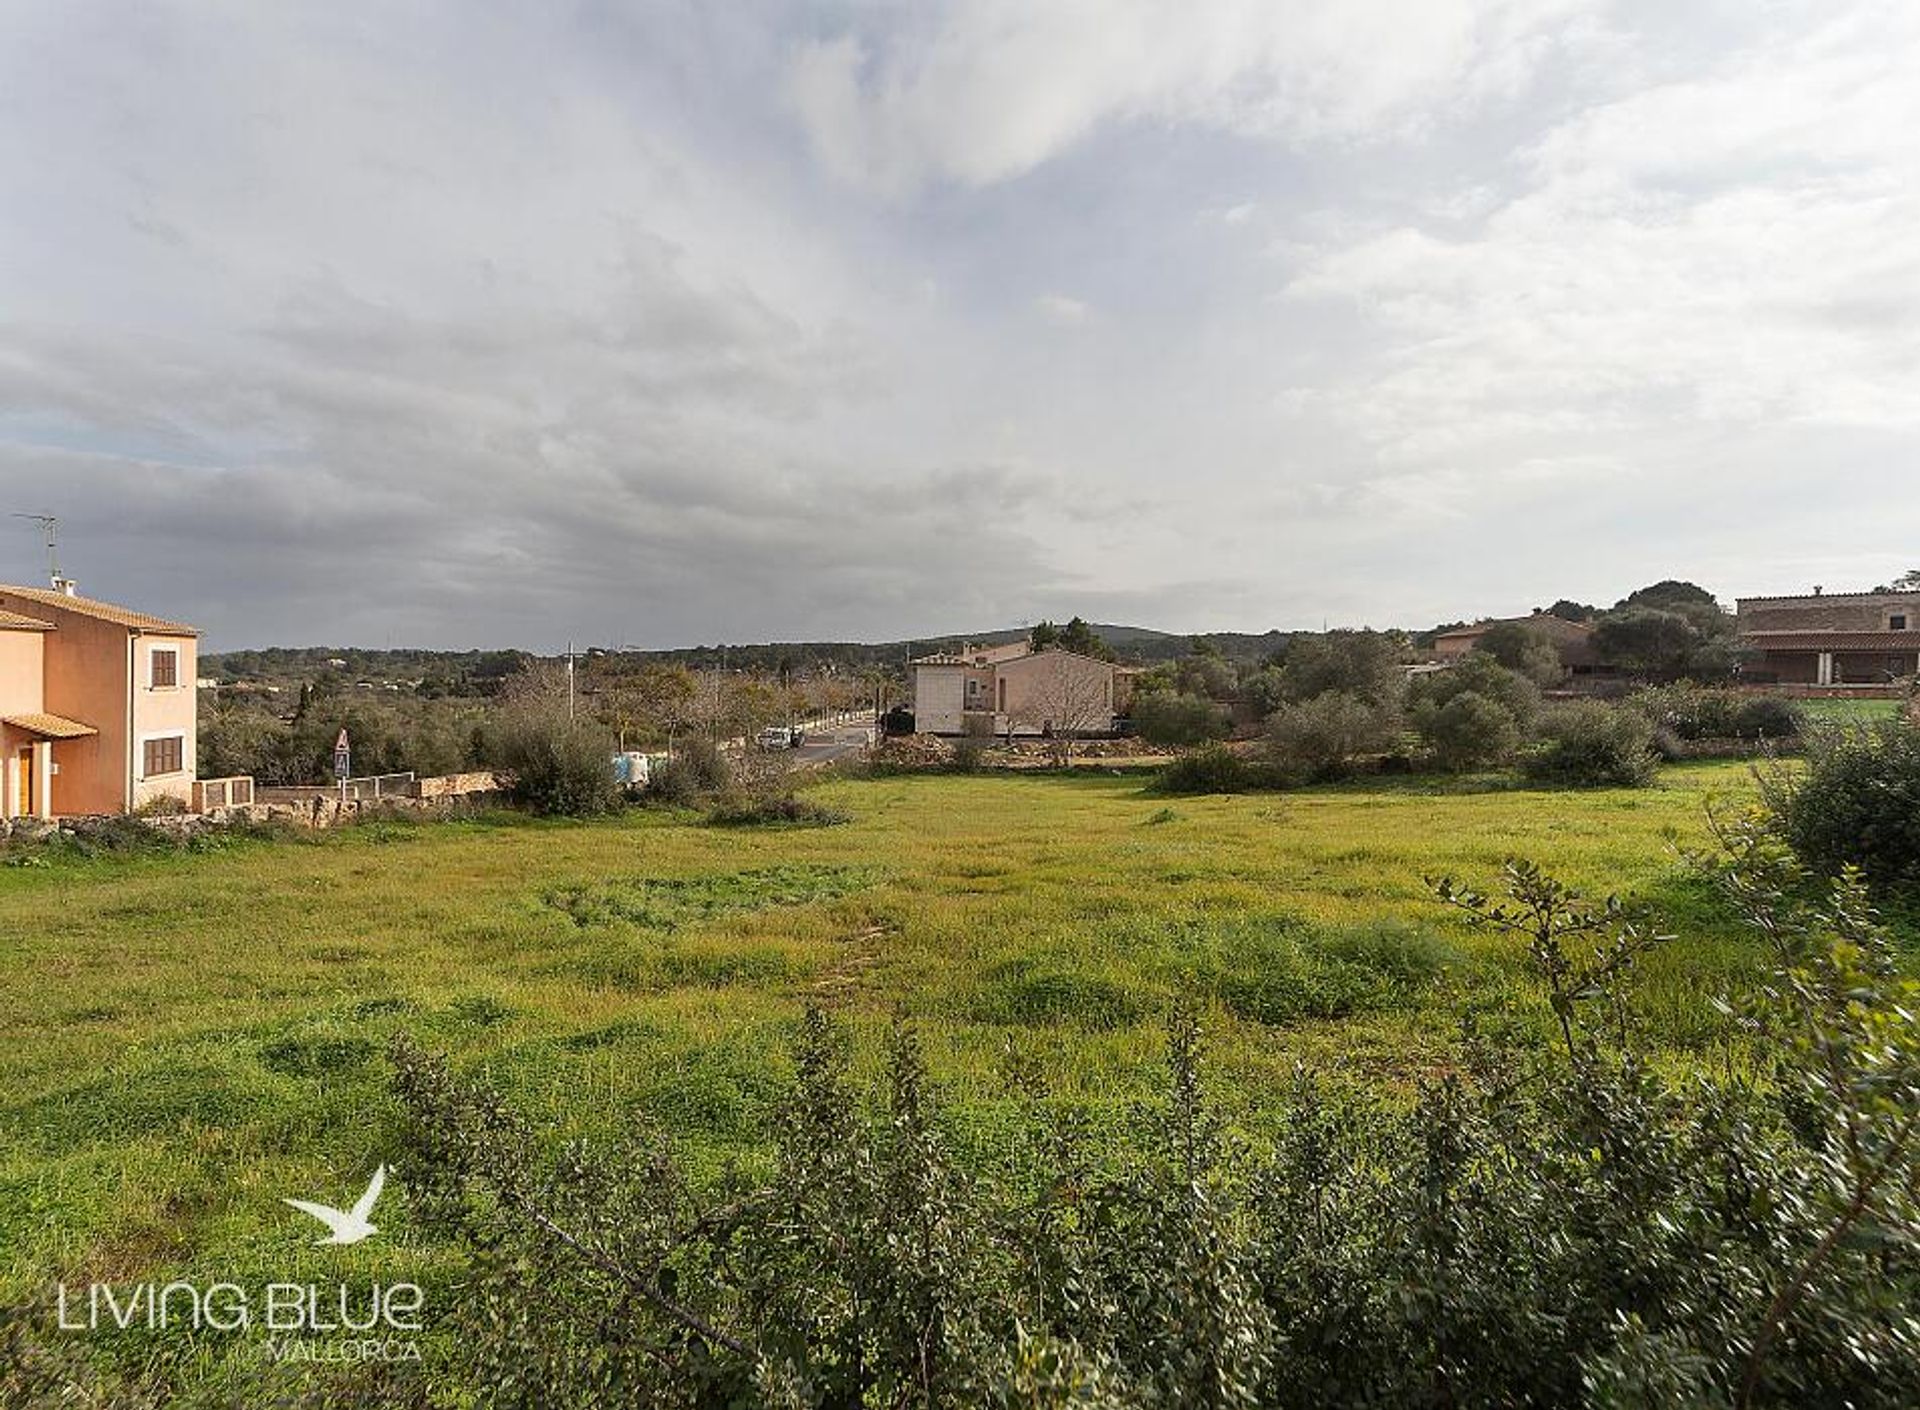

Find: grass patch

[541,863,876,931]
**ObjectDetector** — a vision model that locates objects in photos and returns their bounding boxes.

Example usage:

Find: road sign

[333,729,351,780]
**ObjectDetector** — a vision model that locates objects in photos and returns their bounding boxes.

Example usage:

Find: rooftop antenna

[8,512,67,590]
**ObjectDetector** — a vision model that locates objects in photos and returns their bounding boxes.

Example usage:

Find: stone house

[1736,588,1920,686]
[0,584,199,819]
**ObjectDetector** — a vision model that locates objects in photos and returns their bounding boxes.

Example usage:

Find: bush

[1732,694,1801,739]
[490,706,620,816]
[1410,652,1540,731]
[950,736,988,773]
[1416,690,1524,771]
[1767,718,1920,896]
[704,791,850,829]
[1154,743,1258,794]
[1132,691,1231,748]
[1265,691,1398,780]
[647,736,733,805]
[1523,701,1658,788]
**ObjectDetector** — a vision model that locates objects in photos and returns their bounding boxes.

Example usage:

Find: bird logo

[283,1165,388,1246]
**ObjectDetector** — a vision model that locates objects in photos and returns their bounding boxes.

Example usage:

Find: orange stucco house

[0,585,199,820]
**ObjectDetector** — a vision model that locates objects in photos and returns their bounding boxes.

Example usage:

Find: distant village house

[912,641,1137,736]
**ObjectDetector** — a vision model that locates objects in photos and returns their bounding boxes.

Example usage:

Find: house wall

[995,650,1117,735]
[0,629,46,718]
[913,664,967,734]
[1740,593,1920,633]
[131,633,198,809]
[30,608,128,815]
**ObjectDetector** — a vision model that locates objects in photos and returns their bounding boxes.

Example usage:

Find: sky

[1,1,1916,651]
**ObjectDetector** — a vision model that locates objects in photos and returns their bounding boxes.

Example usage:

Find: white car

[757,726,796,749]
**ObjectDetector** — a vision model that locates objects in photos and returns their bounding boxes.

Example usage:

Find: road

[792,720,875,765]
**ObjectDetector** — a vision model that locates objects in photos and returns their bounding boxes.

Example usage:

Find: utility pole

[565,640,577,720]
[8,512,60,587]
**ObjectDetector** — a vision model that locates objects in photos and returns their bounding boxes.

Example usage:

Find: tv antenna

[8,512,63,587]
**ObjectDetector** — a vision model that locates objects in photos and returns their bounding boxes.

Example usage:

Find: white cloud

[787,0,1590,195]
[1034,293,1090,326]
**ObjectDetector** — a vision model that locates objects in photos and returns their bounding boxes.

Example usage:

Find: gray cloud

[2,1,1916,649]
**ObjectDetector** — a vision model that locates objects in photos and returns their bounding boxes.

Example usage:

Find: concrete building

[0,584,199,819]
[912,641,1135,736]
[1736,589,1920,686]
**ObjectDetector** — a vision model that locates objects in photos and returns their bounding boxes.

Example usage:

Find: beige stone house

[1737,589,1920,686]
[912,641,1136,736]
[0,584,199,819]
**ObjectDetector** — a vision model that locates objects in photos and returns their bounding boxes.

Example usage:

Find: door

[16,747,31,816]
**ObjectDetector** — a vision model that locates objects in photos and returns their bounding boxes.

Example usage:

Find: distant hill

[202,624,1295,684]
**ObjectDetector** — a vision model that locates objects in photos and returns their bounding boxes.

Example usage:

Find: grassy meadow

[0,760,1809,1391]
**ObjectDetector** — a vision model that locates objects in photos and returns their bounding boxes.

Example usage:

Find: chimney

[1813,585,1823,596]
[51,575,78,596]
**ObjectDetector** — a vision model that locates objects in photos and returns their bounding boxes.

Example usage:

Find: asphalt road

[791,721,875,765]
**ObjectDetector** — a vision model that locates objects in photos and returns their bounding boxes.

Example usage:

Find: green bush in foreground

[371,831,1915,1408]
[1766,717,1920,897]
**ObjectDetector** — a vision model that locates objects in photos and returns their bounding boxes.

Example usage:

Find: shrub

[1414,689,1524,771]
[1766,718,1920,896]
[1523,701,1658,788]
[647,736,732,805]
[1132,691,1231,748]
[1732,694,1801,740]
[1154,743,1257,794]
[1265,691,1398,780]
[950,735,988,773]
[704,792,850,829]
[1410,652,1540,731]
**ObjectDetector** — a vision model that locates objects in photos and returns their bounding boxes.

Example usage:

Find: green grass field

[1797,696,1905,724]
[0,762,1791,1392]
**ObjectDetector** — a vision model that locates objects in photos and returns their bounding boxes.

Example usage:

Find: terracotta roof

[0,609,54,631]
[1435,613,1593,639]
[1,712,98,739]
[1744,631,1920,650]
[0,586,199,636]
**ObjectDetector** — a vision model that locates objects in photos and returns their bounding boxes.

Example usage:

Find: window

[150,647,179,688]
[1892,614,1909,631]
[143,736,184,777]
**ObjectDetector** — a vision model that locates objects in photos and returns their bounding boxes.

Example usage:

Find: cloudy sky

[2,2,1916,650]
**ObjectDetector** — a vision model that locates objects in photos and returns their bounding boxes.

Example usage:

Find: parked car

[757,725,805,749]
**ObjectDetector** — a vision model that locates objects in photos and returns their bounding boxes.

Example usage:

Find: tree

[1265,691,1398,779]
[1546,599,1597,622]
[1278,631,1405,708]
[1872,569,1920,593]
[1133,692,1230,748]
[1418,691,1523,771]
[1617,580,1719,612]
[1592,608,1714,678]
[1473,622,1564,686]
[1410,652,1541,730]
